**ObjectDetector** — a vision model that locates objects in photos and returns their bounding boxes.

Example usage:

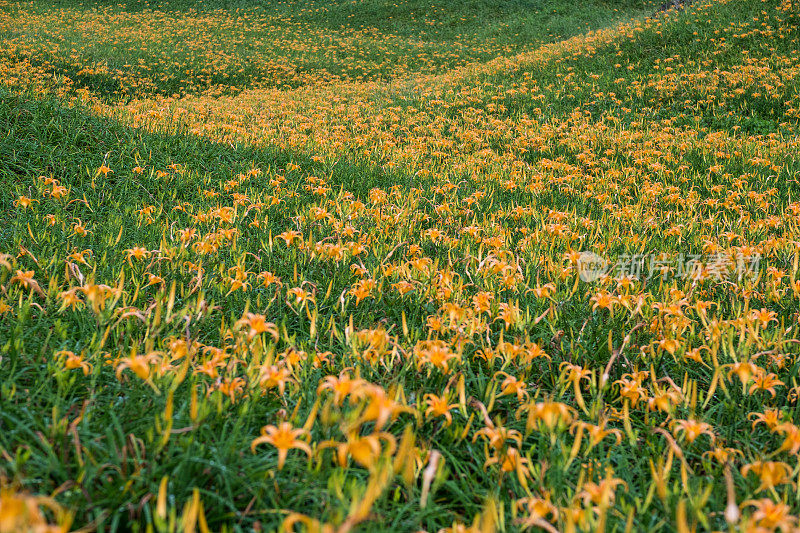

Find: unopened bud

[724,503,740,524]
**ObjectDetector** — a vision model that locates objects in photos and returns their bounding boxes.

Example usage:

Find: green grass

[2,0,800,531]
[1,0,656,100]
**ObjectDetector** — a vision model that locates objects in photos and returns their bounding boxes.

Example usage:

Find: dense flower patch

[1,0,800,531]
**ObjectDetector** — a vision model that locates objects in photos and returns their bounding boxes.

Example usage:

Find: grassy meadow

[1,0,800,531]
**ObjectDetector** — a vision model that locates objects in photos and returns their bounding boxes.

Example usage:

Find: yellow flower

[353,385,411,430]
[521,401,575,433]
[590,291,615,313]
[57,350,92,376]
[0,486,68,533]
[748,371,784,397]
[741,461,793,492]
[318,432,396,471]
[257,364,295,395]
[484,447,531,489]
[474,424,523,451]
[125,247,149,261]
[14,196,37,209]
[578,471,627,507]
[672,419,715,444]
[251,422,312,470]
[726,361,760,393]
[742,499,797,531]
[494,371,529,401]
[115,350,161,381]
[350,278,377,306]
[773,423,800,456]
[317,371,366,406]
[236,313,279,341]
[424,393,458,426]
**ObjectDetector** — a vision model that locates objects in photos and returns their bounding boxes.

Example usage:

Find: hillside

[1,0,800,531]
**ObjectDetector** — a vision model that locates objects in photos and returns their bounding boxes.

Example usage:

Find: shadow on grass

[0,88,418,208]
[0,89,445,532]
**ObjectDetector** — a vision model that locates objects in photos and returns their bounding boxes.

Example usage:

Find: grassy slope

[0,89,426,530]
[1,0,800,531]
[0,0,655,99]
